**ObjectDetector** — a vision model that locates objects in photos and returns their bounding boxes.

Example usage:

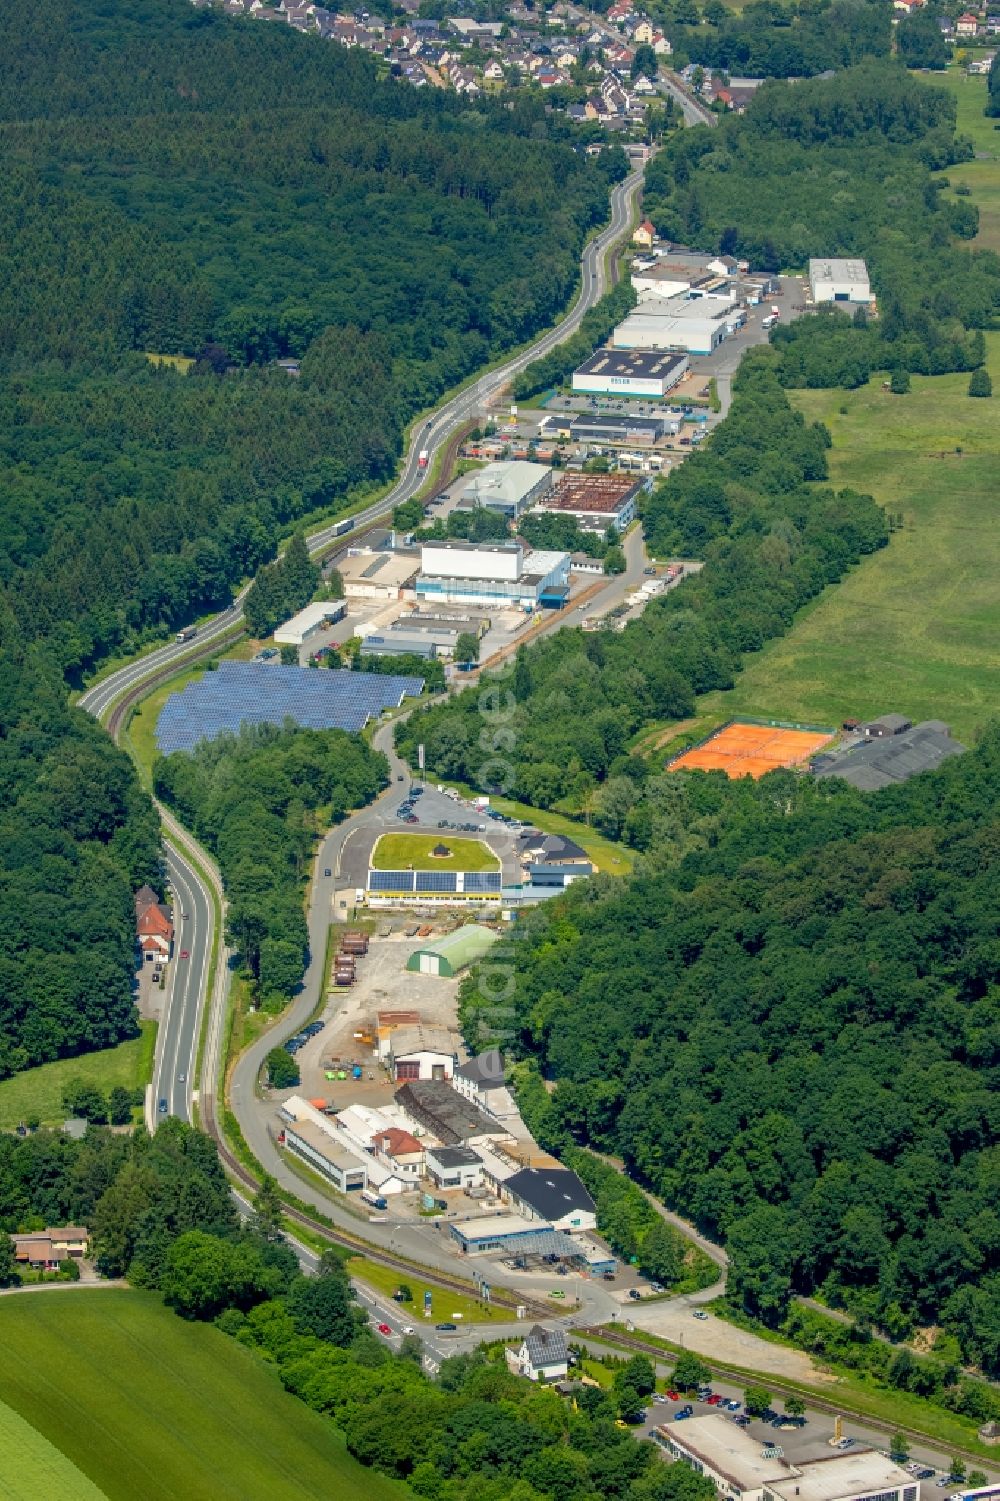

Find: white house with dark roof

[507,1325,569,1382]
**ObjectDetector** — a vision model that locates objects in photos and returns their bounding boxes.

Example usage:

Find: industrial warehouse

[415,540,571,610]
[535,473,643,535]
[572,348,689,398]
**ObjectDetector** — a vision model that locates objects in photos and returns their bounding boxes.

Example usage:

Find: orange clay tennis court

[669,722,834,780]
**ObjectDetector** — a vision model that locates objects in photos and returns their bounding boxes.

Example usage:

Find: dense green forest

[0,0,625,676]
[154,723,386,1002]
[0,667,160,1081]
[0,1119,717,1501]
[460,731,1000,1372]
[397,350,887,821]
[667,0,891,79]
[641,63,1000,379]
[244,532,319,640]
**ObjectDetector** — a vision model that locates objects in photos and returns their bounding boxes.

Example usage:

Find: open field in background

[348,1255,505,1324]
[487,794,635,875]
[0,1397,110,1501]
[0,1292,404,1501]
[929,71,1000,251]
[370,832,500,871]
[694,332,1000,745]
[0,1023,155,1131]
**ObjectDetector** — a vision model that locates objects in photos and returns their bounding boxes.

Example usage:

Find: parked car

[725,1400,741,1412]
[411,787,423,797]
[652,1394,667,1404]
[707,1394,723,1406]
[628,1288,642,1301]
[692,1310,708,1320]
[673,1406,693,1420]
[666,1391,680,1402]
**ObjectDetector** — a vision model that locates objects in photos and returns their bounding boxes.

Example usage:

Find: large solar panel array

[368,869,503,894]
[155,663,424,753]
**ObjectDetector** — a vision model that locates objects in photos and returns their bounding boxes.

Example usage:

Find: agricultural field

[0,1291,405,1501]
[370,832,500,872]
[695,334,1000,744]
[0,1396,109,1501]
[0,1023,155,1132]
[929,70,1000,251]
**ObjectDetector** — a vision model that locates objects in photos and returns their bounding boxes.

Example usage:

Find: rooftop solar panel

[464,872,502,892]
[368,870,416,891]
[415,871,459,893]
[155,664,424,754]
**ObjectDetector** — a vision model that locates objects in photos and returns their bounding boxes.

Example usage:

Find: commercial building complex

[535,473,642,535]
[502,1166,598,1232]
[813,721,966,791]
[416,541,570,609]
[614,297,732,355]
[279,1097,370,1194]
[808,258,871,305]
[572,347,689,398]
[657,1415,919,1501]
[405,924,499,977]
[461,460,553,519]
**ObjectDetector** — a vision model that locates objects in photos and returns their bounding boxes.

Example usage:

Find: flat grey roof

[575,348,688,379]
[809,257,869,282]
[769,1452,915,1501]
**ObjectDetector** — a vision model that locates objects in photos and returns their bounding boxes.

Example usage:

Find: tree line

[396,351,887,819]
[154,723,386,1003]
[667,0,891,80]
[244,532,320,640]
[640,64,999,383]
[459,726,1000,1374]
[0,663,160,1083]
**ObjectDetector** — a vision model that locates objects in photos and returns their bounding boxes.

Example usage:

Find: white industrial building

[657,1416,919,1501]
[808,258,871,305]
[273,600,346,646]
[278,1096,370,1194]
[572,347,689,399]
[614,297,732,356]
[462,460,553,519]
[416,541,570,609]
[387,1023,459,1083]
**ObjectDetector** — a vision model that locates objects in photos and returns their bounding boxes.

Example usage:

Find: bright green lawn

[371,832,500,872]
[487,794,634,876]
[927,71,1000,251]
[0,1023,156,1132]
[347,1255,503,1324]
[0,1395,109,1501]
[694,335,1000,745]
[0,1291,405,1501]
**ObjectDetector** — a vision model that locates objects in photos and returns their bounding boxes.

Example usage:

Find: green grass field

[0,1291,405,1501]
[927,71,1000,251]
[371,832,500,872]
[0,1395,110,1501]
[347,1255,504,1324]
[0,1023,156,1132]
[125,637,259,784]
[693,333,1000,745]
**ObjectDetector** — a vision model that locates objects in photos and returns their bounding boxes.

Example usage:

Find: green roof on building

[405,924,499,977]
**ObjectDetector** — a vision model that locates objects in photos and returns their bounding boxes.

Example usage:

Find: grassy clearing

[0,1023,156,1131]
[928,71,1000,250]
[143,352,195,373]
[0,1291,404,1501]
[370,831,500,872]
[0,1395,110,1501]
[347,1255,504,1324]
[692,334,1000,747]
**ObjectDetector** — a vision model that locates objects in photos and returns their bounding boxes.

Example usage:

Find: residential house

[652,31,673,54]
[626,16,655,43]
[632,216,655,247]
[135,885,173,963]
[13,1226,89,1269]
[506,1325,570,1383]
[607,0,635,21]
[956,11,981,36]
[453,1048,510,1115]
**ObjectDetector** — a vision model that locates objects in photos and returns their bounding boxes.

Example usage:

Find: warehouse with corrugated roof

[405,923,499,977]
